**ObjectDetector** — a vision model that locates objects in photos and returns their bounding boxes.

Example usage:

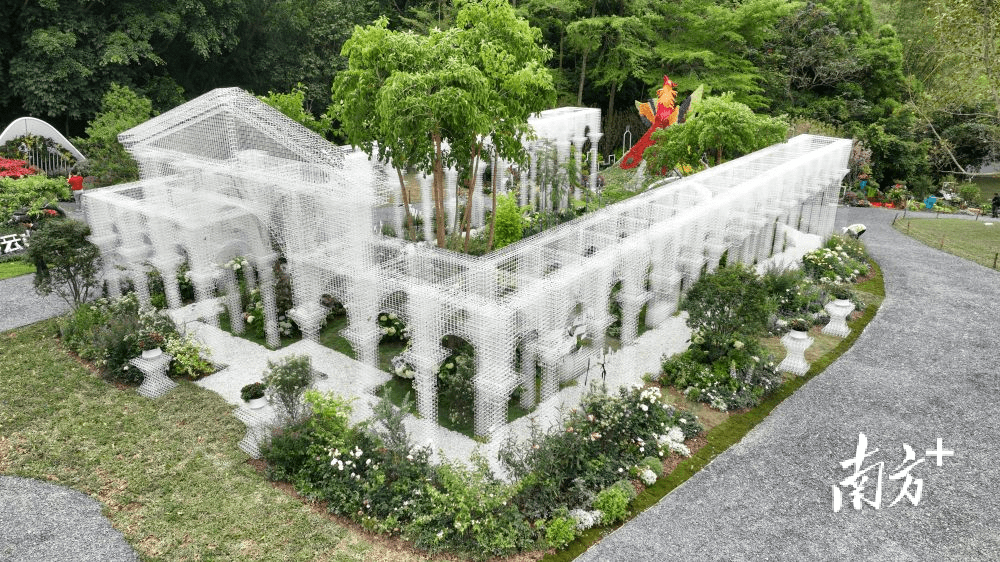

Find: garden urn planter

[248,397,267,410]
[822,299,855,338]
[141,347,162,359]
[777,330,813,376]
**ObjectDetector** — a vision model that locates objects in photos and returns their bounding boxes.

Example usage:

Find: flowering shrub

[59,293,178,383]
[0,158,37,178]
[761,268,830,332]
[660,336,782,411]
[437,342,476,429]
[802,235,870,284]
[682,264,774,359]
[261,385,702,558]
[220,257,297,341]
[378,312,409,342]
[0,175,70,223]
[166,334,215,379]
[240,382,266,401]
[887,184,911,205]
[137,330,165,351]
[499,385,702,520]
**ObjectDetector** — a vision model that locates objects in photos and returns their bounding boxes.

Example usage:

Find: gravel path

[578,206,1000,561]
[0,477,137,562]
[0,274,71,332]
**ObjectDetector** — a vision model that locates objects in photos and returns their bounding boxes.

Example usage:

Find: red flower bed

[0,158,37,178]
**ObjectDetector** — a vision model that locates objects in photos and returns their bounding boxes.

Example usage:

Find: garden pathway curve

[0,476,138,561]
[580,206,1000,561]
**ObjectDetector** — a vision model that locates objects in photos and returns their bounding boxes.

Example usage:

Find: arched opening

[510,332,541,418]
[317,292,354,358]
[373,290,415,413]
[605,279,623,348]
[437,334,476,436]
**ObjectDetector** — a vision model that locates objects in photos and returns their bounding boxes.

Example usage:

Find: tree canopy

[332,0,555,247]
[645,93,788,170]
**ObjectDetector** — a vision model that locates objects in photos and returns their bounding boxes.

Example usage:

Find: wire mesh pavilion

[83,88,851,440]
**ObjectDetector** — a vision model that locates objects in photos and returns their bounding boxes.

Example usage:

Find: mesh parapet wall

[83,87,851,440]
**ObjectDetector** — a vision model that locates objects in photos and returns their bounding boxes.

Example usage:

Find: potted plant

[830,286,853,305]
[240,382,267,409]
[138,330,165,359]
[788,318,810,337]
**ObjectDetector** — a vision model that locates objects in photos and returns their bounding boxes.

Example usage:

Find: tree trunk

[559,34,564,70]
[716,146,723,166]
[577,48,589,106]
[487,155,498,252]
[395,167,415,240]
[462,143,482,252]
[607,84,616,117]
[433,135,447,247]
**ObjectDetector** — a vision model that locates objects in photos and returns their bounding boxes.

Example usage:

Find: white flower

[406,454,414,461]
[569,509,596,531]
[640,468,657,486]
[733,340,744,350]
[639,403,648,412]
[667,427,684,443]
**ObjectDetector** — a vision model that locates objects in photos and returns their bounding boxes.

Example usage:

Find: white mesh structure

[83,87,851,448]
[131,353,176,398]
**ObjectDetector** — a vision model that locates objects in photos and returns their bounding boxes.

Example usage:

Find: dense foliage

[0,175,70,221]
[260,384,703,559]
[26,218,102,306]
[1,0,992,196]
[58,293,180,383]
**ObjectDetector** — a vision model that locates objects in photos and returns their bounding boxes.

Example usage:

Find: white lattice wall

[83,88,851,440]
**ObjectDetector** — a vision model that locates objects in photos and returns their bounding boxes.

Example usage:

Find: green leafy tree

[259,84,332,137]
[568,14,651,115]
[1,0,248,127]
[758,0,906,126]
[333,0,555,248]
[646,93,788,169]
[650,0,794,109]
[26,218,103,307]
[682,263,774,359]
[893,0,1000,176]
[75,85,155,186]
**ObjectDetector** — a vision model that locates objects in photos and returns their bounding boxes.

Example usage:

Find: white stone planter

[141,347,162,359]
[247,397,267,410]
[777,330,813,376]
[822,299,855,337]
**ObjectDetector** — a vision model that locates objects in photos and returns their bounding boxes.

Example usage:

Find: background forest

[1,0,997,193]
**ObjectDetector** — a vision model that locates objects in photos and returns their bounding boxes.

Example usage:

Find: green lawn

[976,175,1000,199]
[0,259,34,280]
[0,320,442,562]
[894,217,1000,270]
